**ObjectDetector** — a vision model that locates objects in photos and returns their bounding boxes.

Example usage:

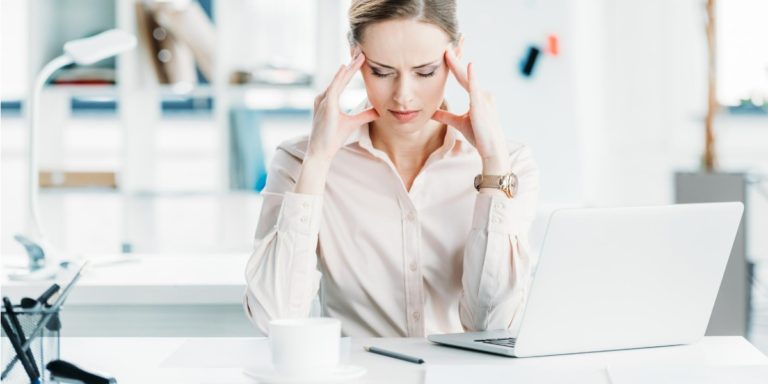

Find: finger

[348,106,379,126]
[467,62,479,98]
[433,109,473,142]
[323,64,347,103]
[431,109,463,127]
[314,89,328,108]
[444,47,469,91]
[341,52,366,85]
[329,53,365,97]
[350,46,362,61]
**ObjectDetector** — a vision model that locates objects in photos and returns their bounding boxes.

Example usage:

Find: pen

[364,346,425,364]
[3,297,40,377]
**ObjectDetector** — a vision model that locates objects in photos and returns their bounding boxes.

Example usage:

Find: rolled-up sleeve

[243,146,324,334]
[459,143,540,334]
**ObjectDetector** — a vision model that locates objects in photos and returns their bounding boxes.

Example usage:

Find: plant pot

[674,171,750,336]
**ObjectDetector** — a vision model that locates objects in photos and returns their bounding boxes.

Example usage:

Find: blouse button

[409,261,418,272]
[412,311,421,321]
[495,203,504,210]
[406,211,417,221]
[302,202,311,209]
[300,216,309,223]
[492,217,502,224]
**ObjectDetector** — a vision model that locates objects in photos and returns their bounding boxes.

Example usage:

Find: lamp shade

[63,29,137,65]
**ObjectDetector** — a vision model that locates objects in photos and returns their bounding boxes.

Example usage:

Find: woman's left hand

[431,48,510,174]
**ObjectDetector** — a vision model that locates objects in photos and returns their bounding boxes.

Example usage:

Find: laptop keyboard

[475,337,517,348]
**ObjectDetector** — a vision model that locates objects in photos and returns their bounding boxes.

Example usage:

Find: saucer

[243,365,367,383]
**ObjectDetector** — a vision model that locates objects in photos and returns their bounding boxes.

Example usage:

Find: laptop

[428,202,744,357]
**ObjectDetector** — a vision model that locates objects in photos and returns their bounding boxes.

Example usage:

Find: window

[717,0,768,108]
[0,0,28,100]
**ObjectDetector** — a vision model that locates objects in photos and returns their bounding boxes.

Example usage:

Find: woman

[244,0,539,337]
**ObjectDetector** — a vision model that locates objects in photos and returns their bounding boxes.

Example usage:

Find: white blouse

[243,117,540,337]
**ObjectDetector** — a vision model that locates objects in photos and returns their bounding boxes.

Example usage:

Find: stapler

[46,360,117,384]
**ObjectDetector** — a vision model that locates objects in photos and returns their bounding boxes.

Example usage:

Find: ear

[453,34,465,61]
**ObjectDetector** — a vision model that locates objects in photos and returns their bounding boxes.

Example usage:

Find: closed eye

[371,69,393,78]
[418,63,442,78]
[371,69,437,78]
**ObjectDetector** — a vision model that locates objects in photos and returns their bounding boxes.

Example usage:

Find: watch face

[501,174,517,196]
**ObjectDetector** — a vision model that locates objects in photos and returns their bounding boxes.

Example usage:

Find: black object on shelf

[520,45,541,77]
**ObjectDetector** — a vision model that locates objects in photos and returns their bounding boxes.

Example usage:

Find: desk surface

[2,254,248,305]
[53,336,767,383]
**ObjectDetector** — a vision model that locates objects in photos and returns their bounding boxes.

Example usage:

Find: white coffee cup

[268,317,341,377]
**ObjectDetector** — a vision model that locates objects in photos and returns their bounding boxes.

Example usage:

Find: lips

[389,109,421,123]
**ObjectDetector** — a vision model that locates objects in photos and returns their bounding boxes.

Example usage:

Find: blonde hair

[348,0,460,46]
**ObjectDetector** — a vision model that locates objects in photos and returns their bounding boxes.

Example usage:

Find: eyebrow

[366,58,441,70]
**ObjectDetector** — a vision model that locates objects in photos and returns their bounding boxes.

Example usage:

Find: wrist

[303,155,333,171]
[480,145,510,174]
[294,156,332,195]
[482,157,510,175]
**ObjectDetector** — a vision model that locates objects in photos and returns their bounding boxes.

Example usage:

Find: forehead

[360,19,450,67]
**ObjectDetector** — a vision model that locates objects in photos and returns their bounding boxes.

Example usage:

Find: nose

[392,75,415,107]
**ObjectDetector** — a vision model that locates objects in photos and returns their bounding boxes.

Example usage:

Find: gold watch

[474,172,518,198]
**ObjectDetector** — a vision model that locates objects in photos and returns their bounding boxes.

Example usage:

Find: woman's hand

[307,50,379,164]
[431,48,510,174]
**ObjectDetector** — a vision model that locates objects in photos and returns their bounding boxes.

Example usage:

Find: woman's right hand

[306,50,379,163]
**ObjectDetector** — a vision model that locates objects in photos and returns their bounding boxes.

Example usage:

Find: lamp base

[7,263,69,281]
[9,233,140,281]
[9,234,72,281]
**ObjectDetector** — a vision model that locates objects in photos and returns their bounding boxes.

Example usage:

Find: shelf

[18,0,353,194]
[42,84,118,95]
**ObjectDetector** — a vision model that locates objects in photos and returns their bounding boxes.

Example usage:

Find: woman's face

[356,19,460,133]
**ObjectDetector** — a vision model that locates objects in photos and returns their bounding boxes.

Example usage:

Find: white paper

[425,364,610,384]
[606,365,768,384]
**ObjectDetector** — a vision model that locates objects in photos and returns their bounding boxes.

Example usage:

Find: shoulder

[264,135,310,185]
[275,134,310,163]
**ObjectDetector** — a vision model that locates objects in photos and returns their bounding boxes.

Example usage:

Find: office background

[1,0,767,353]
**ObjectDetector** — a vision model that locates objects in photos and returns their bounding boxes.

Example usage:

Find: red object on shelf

[547,34,559,56]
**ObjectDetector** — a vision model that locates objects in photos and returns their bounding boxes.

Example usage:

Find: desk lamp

[12,30,137,281]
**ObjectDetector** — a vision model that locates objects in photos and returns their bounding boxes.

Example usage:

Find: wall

[450,0,583,205]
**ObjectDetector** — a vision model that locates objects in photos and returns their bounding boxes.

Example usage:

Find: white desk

[1,255,255,336]
[53,336,767,383]
[2,254,248,305]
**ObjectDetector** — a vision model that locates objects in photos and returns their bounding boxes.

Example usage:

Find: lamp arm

[27,55,74,240]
